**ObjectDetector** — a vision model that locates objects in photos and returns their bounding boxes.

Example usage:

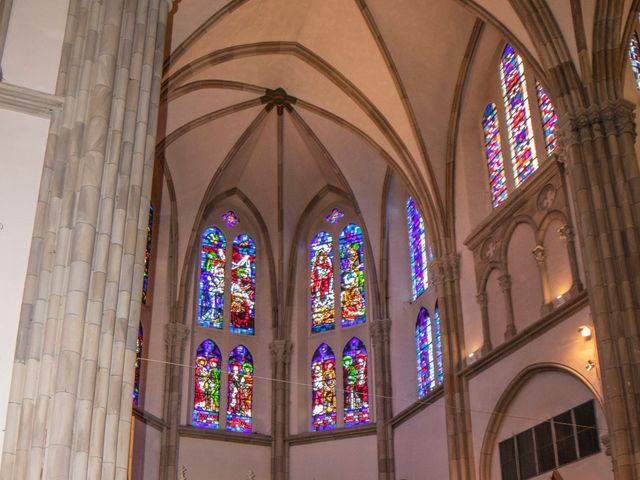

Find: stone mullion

[498,274,516,339]
[475,293,491,354]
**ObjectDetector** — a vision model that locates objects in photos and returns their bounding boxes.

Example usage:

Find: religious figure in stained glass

[482,104,508,207]
[343,337,370,427]
[416,308,435,398]
[199,228,226,329]
[406,197,429,299]
[339,224,366,327]
[133,323,142,407]
[535,82,558,156]
[310,232,335,333]
[142,204,153,304]
[226,345,254,433]
[311,343,337,431]
[500,44,538,187]
[630,32,640,91]
[434,305,444,385]
[231,234,256,335]
[193,339,222,429]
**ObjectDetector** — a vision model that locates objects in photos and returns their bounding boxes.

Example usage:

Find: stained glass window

[311,343,337,431]
[226,345,254,433]
[406,197,429,299]
[193,339,222,429]
[231,234,256,335]
[199,228,226,329]
[630,32,640,91]
[310,232,335,333]
[500,44,538,187]
[343,337,370,427]
[325,208,344,225]
[482,104,508,207]
[434,305,443,385]
[133,323,143,407]
[339,224,366,328]
[142,204,154,304]
[222,210,240,228]
[535,82,558,156]
[416,308,435,398]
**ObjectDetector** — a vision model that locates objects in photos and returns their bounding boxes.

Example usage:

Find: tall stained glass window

[133,324,143,407]
[310,232,335,333]
[193,339,222,429]
[311,343,337,431]
[482,104,508,207]
[630,32,640,91]
[231,234,256,335]
[226,345,254,433]
[535,82,558,156]
[343,337,370,427]
[406,197,429,299]
[142,204,154,304]
[416,308,435,398]
[199,228,226,329]
[339,224,366,328]
[500,44,538,187]
[434,305,443,385]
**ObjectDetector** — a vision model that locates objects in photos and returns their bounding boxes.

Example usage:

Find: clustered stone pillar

[498,274,516,339]
[269,339,292,480]
[0,1,172,479]
[557,223,583,296]
[560,99,640,480]
[369,318,393,480]
[531,244,553,315]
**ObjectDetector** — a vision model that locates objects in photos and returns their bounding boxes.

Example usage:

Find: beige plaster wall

[130,420,162,480]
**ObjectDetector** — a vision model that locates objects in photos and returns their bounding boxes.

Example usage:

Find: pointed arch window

[311,343,337,431]
[406,197,430,298]
[199,228,226,329]
[434,305,444,385]
[142,204,154,304]
[226,345,254,433]
[133,324,143,407]
[230,234,256,335]
[630,32,640,91]
[500,44,538,187]
[535,82,558,156]
[416,308,435,398]
[343,337,370,427]
[339,224,366,328]
[193,339,222,429]
[310,231,335,333]
[482,103,508,207]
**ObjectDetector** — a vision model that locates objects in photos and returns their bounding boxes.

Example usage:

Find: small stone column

[558,224,583,296]
[498,274,517,339]
[531,244,553,315]
[476,292,492,354]
[269,339,292,480]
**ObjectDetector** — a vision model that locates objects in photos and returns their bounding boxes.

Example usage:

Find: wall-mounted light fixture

[578,325,592,340]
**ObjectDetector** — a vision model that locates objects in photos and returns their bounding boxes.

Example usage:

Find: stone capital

[558,223,574,241]
[498,274,511,292]
[429,253,460,286]
[369,318,392,343]
[559,99,636,148]
[476,292,488,307]
[531,245,546,264]
[269,339,293,365]
[164,322,190,347]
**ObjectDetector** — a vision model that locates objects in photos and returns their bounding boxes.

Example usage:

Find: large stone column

[0,1,172,478]
[269,339,292,480]
[560,99,640,480]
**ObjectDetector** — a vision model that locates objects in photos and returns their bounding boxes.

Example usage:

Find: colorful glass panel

[535,82,558,156]
[311,343,337,431]
[193,339,222,429]
[198,228,226,329]
[230,234,256,335]
[416,308,435,398]
[339,224,366,327]
[133,323,142,407]
[482,104,508,207]
[500,44,538,187]
[325,208,344,225]
[310,232,335,333]
[226,345,254,433]
[142,204,153,304]
[343,337,370,427]
[630,32,640,91]
[434,305,443,385]
[222,210,240,228]
[406,197,429,299]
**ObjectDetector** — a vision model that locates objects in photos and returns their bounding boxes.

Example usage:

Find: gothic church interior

[1,0,640,479]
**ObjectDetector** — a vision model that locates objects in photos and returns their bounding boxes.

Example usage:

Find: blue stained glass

[133,323,142,407]
[142,204,153,304]
[434,306,443,385]
[343,337,370,427]
[500,44,538,187]
[630,32,640,91]
[310,232,335,333]
[535,82,558,156]
[226,345,254,433]
[222,210,240,228]
[339,224,366,327]
[406,197,429,300]
[325,208,344,224]
[416,308,435,398]
[198,228,226,329]
[230,234,256,335]
[311,343,337,431]
[482,104,508,207]
[193,339,222,429]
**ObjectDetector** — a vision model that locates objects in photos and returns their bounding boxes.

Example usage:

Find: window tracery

[406,196,430,298]
[482,103,508,207]
[535,82,558,156]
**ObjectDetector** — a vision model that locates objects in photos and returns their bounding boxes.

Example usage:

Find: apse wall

[0,0,68,454]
